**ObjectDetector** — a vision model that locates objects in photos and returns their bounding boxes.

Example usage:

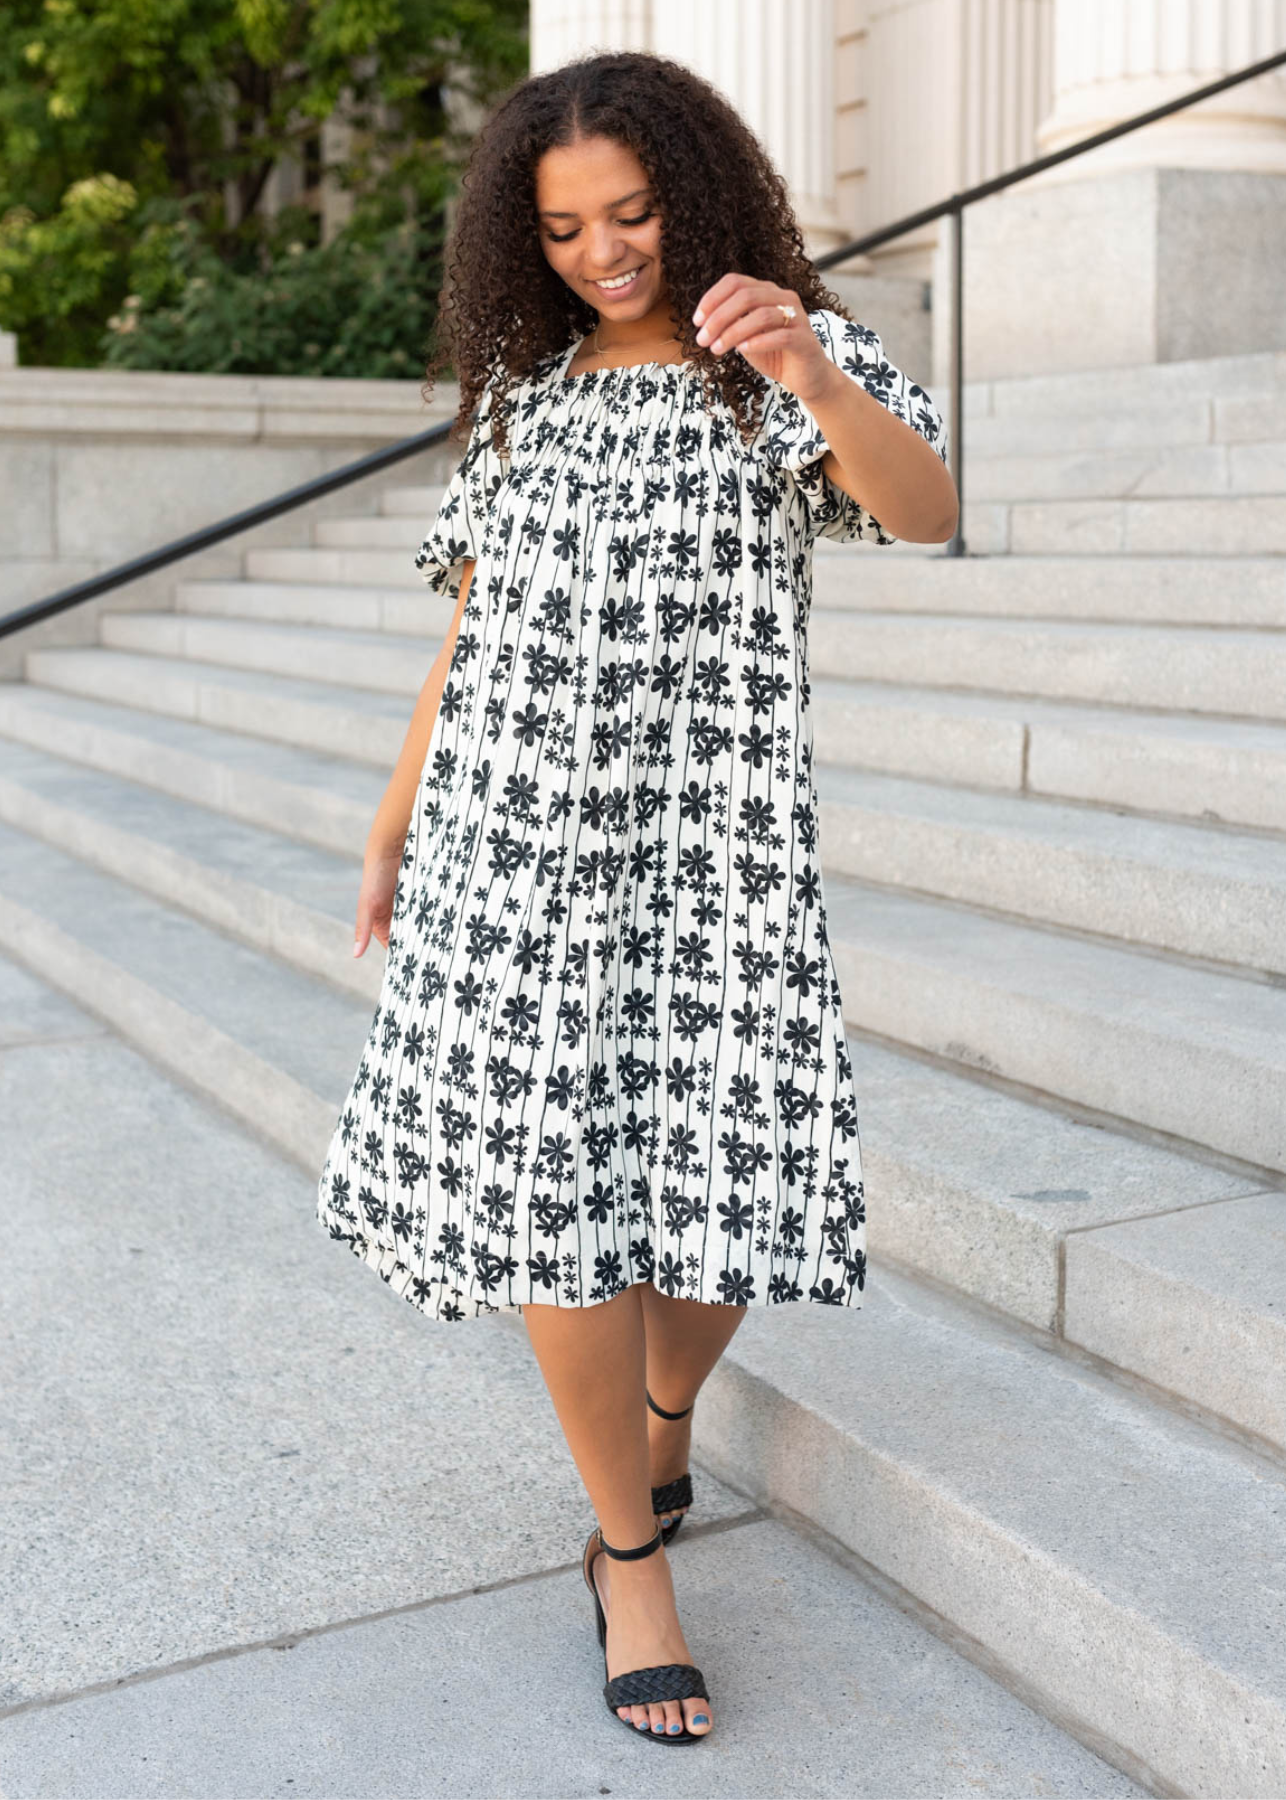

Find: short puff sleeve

[413,374,511,600]
[761,308,949,545]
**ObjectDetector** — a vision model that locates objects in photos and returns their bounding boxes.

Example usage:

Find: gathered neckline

[558,342,697,384]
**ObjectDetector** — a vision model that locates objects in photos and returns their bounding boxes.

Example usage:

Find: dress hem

[316,1205,865,1326]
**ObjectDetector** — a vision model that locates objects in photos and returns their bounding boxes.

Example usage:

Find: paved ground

[0,951,1140,1797]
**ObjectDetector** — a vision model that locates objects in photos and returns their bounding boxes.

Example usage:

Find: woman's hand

[693,271,957,542]
[692,273,831,404]
[353,837,404,957]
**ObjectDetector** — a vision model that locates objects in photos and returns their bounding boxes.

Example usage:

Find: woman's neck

[588,300,683,354]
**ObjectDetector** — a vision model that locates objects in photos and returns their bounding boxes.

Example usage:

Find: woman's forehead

[534,137,651,211]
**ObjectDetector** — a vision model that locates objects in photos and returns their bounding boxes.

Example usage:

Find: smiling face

[534,134,677,341]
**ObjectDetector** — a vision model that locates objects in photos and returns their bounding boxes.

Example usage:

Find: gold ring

[777,303,797,324]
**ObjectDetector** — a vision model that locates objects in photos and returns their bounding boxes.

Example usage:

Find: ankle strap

[597,1521,663,1560]
[646,1389,693,1421]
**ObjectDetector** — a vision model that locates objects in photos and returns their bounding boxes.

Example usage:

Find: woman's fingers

[354,892,393,956]
[354,849,399,957]
[695,277,798,352]
[694,287,759,348]
[714,303,801,356]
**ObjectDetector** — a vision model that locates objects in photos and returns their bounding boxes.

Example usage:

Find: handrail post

[947,198,966,558]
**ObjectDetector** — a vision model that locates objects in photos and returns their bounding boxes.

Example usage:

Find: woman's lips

[590,266,643,296]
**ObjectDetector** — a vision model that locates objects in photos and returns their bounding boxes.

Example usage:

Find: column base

[934,164,1286,382]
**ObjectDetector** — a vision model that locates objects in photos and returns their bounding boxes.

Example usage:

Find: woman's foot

[647,1395,693,1533]
[588,1533,713,1737]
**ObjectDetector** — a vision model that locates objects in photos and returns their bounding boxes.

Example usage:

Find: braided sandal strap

[604,1662,708,1710]
[651,1472,693,1514]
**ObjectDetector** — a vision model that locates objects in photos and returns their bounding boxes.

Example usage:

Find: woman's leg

[521,1283,714,1737]
[639,1287,748,1529]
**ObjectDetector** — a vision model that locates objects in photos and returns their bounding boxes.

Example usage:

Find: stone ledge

[0,364,459,443]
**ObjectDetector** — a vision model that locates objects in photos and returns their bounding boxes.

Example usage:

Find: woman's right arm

[353,559,476,957]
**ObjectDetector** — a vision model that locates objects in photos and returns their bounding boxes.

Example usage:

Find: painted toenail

[635,1719,648,1729]
[668,1722,682,1732]
[692,1713,709,1725]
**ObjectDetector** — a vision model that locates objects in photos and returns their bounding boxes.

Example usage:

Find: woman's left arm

[806,368,957,544]
[693,272,959,544]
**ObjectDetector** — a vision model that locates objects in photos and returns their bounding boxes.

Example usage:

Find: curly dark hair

[421,48,854,460]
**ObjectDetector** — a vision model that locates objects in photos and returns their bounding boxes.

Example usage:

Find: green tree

[0,0,527,367]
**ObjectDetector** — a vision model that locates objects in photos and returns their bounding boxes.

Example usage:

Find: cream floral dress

[316,308,949,1322]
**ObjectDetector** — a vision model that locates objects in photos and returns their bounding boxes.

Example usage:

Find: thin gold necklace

[591,321,682,362]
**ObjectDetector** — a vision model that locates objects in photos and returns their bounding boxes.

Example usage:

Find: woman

[317,49,956,1745]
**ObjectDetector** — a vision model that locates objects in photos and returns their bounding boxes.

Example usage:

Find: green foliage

[0,0,528,367]
[99,197,444,376]
[0,171,141,363]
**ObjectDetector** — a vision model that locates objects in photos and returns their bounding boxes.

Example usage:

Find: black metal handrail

[1,418,458,642]
[4,44,1283,636]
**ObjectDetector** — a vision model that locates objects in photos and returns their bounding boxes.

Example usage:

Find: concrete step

[73,602,1286,730]
[969,346,1285,419]
[13,646,1283,987]
[0,1509,1142,1795]
[965,439,1286,503]
[175,576,456,640]
[0,738,378,1005]
[315,513,442,548]
[91,612,435,698]
[186,554,1286,635]
[244,545,427,587]
[26,645,1286,944]
[6,683,1278,1171]
[814,762,1286,975]
[0,685,382,859]
[811,552,1286,628]
[6,681,1279,1168]
[698,1255,1286,1797]
[372,441,1286,518]
[961,398,1237,459]
[848,1035,1284,1456]
[32,610,1286,838]
[809,676,1286,834]
[341,487,1286,558]
[808,612,1286,721]
[0,823,368,1169]
[822,872,1286,1176]
[381,482,449,516]
[961,493,1286,556]
[19,646,413,768]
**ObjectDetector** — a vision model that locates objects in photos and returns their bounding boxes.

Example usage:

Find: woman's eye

[547,210,654,243]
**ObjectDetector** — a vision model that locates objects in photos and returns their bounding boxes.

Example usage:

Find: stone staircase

[949,346,1286,554]
[1,346,1283,1795]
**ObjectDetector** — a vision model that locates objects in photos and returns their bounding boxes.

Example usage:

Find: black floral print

[316,308,949,1322]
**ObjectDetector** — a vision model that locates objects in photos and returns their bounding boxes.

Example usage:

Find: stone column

[1030,0,1286,182]
[650,0,847,254]
[959,0,1286,374]
[529,1,651,73]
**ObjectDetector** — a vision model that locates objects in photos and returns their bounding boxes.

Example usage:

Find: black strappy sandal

[581,1519,712,1743]
[648,1389,695,1546]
